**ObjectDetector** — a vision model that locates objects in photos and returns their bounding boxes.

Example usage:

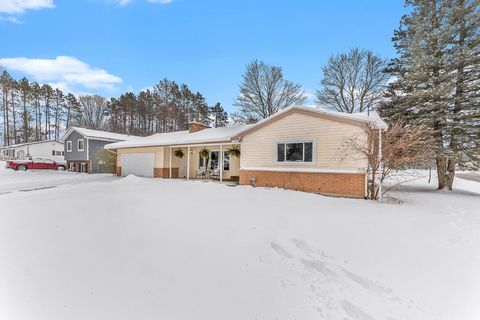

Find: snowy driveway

[0,169,479,320]
[0,161,118,194]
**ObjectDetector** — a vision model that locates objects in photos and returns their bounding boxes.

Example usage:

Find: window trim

[274,139,316,165]
[66,141,72,152]
[77,139,85,152]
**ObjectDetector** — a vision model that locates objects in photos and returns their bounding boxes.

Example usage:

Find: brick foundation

[154,168,179,178]
[239,170,366,198]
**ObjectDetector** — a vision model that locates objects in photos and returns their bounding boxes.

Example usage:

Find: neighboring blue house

[60,127,136,173]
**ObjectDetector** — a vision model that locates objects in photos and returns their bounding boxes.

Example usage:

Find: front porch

[167,143,241,182]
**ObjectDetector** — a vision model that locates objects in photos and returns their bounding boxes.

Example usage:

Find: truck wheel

[57,165,66,171]
[16,165,27,171]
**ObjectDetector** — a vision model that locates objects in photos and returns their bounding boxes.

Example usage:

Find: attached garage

[121,153,155,177]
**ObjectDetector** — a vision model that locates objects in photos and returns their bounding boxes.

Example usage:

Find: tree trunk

[45,101,48,141]
[436,154,447,189]
[11,92,17,144]
[23,99,28,143]
[446,157,455,191]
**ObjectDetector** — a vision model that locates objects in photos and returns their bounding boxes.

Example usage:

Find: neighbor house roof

[0,140,62,149]
[60,127,137,142]
[104,105,388,150]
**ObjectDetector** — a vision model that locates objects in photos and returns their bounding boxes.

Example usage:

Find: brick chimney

[189,121,210,133]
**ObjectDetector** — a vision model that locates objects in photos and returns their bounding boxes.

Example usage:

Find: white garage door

[121,153,155,178]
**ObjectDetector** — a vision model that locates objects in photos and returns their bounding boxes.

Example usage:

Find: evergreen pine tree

[210,102,228,127]
[380,0,479,190]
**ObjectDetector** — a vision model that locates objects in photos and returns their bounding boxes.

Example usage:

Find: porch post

[187,146,190,180]
[169,147,172,179]
[220,145,223,182]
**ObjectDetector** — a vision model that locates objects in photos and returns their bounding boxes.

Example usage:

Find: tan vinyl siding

[162,147,181,168]
[240,112,368,170]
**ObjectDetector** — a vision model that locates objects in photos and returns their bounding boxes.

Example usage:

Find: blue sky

[0,0,405,113]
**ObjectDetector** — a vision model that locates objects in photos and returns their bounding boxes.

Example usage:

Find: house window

[78,139,85,152]
[55,151,62,156]
[69,163,75,171]
[204,151,230,170]
[210,151,218,170]
[276,141,314,163]
[80,163,87,173]
[199,155,209,168]
[67,141,72,152]
[223,151,230,171]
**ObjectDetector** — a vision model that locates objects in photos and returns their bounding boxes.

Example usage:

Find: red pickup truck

[6,158,66,171]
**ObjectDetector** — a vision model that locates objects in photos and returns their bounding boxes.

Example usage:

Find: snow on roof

[104,106,388,150]
[250,105,388,130]
[0,140,62,149]
[60,127,138,142]
[105,125,252,149]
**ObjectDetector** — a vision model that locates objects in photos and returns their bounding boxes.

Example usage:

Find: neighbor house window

[67,141,72,152]
[276,141,314,163]
[78,139,85,152]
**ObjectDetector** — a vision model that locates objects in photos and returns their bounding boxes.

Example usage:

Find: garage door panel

[121,153,155,178]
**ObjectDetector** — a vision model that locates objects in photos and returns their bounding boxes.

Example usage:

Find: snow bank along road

[0,166,479,320]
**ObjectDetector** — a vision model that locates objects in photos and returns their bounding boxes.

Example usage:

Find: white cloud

[0,0,55,14]
[0,56,123,93]
[114,0,132,6]
[0,15,22,23]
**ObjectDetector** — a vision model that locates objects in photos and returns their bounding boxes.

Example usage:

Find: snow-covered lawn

[0,164,479,320]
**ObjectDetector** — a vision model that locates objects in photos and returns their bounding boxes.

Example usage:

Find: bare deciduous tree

[317,48,389,113]
[78,95,108,130]
[344,120,433,200]
[233,59,306,123]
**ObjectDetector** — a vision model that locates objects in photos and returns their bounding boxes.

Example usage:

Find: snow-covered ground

[0,162,479,320]
[0,162,117,194]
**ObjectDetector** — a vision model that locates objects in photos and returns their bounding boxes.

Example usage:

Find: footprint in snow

[270,242,293,259]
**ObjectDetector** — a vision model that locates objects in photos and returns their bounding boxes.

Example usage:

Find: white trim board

[240,166,366,174]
